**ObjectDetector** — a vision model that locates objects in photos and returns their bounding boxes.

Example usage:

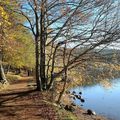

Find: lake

[70,78,120,120]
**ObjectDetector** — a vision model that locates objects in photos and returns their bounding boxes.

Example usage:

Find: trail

[0,77,59,120]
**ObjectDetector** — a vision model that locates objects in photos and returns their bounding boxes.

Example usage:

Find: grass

[6,74,21,83]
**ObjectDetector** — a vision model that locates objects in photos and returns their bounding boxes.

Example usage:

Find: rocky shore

[60,90,109,120]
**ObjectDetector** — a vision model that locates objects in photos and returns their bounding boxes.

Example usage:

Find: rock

[79,92,82,94]
[87,109,96,115]
[64,105,75,112]
[72,96,76,100]
[74,94,78,98]
[72,91,76,95]
[75,95,81,99]
[81,98,85,103]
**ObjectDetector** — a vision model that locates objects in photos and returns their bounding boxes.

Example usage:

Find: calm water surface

[71,78,120,120]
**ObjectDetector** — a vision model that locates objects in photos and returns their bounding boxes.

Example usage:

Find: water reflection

[71,78,120,120]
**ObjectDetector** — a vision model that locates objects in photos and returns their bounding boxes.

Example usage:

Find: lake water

[70,78,120,120]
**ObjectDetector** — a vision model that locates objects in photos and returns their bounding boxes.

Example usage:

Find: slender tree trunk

[0,50,8,84]
[0,56,8,89]
[57,41,67,103]
[40,0,46,90]
[35,38,42,91]
[48,44,59,89]
[57,68,67,104]
[0,64,7,82]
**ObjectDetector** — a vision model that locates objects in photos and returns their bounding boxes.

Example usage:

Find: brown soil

[0,77,108,120]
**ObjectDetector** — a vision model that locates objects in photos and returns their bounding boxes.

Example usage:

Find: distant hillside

[95,48,120,55]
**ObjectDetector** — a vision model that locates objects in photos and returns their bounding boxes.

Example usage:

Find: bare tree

[15,0,120,91]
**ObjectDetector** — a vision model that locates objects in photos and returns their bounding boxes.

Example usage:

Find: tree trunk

[27,69,33,76]
[0,64,8,84]
[48,44,59,89]
[0,49,8,84]
[35,38,42,91]
[40,0,47,90]
[57,42,67,104]
[27,70,30,76]
[57,68,67,104]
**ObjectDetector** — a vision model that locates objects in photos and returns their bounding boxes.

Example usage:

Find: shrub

[6,74,21,83]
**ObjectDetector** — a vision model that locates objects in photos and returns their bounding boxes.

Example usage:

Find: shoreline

[60,91,109,120]
[55,80,109,120]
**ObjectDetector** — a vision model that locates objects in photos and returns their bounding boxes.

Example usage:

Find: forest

[0,0,120,120]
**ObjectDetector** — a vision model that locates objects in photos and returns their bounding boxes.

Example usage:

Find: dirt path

[0,78,61,120]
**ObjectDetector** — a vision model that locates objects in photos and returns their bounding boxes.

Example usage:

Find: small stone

[73,96,76,100]
[87,109,96,115]
[75,95,81,99]
[64,105,75,112]
[81,98,85,103]
[79,92,82,94]
[72,91,76,95]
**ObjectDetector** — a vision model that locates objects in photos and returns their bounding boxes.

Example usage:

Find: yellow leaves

[0,6,11,26]
[0,0,10,4]
[0,6,7,18]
